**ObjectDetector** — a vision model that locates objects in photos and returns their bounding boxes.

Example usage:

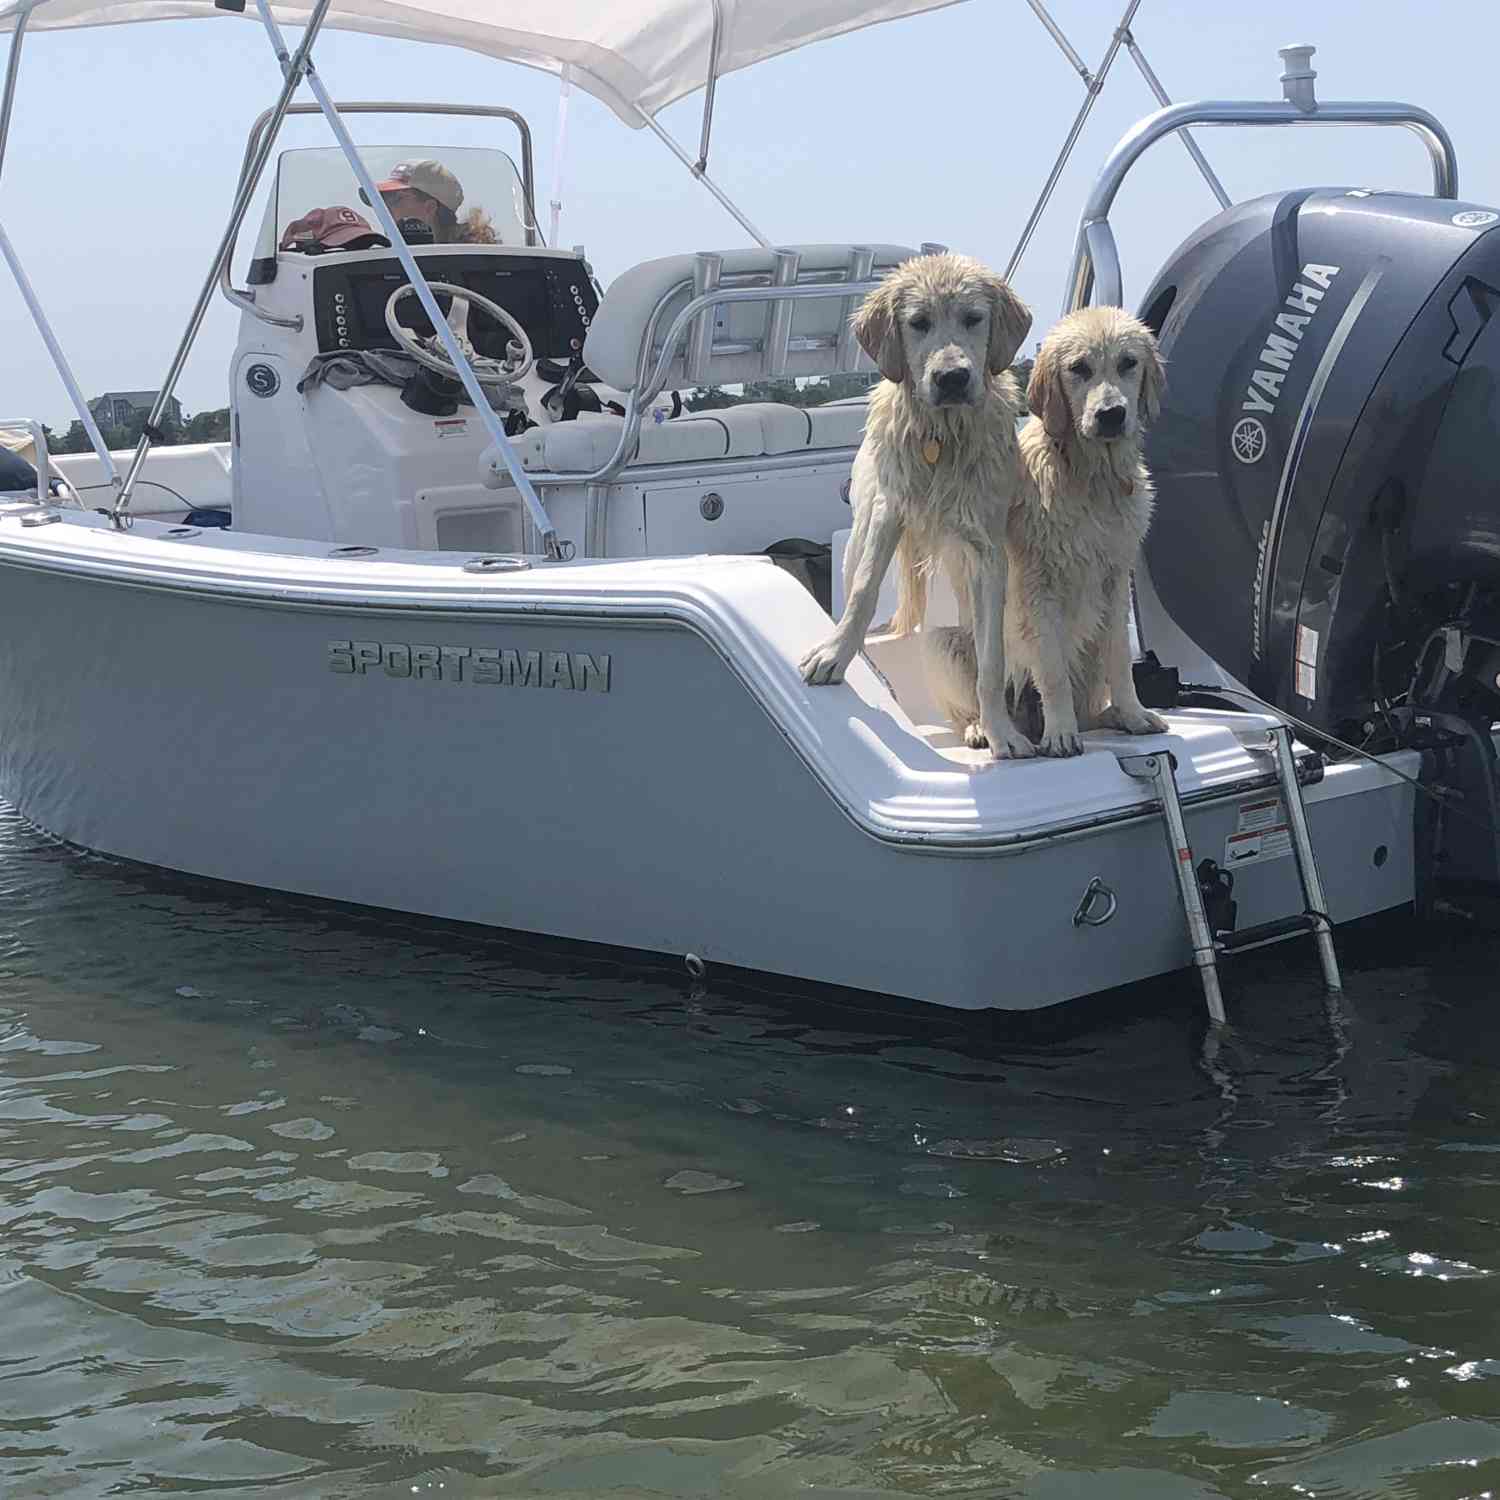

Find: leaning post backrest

[582,243,921,397]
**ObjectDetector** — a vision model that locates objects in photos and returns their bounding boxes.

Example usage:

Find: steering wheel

[384,280,535,384]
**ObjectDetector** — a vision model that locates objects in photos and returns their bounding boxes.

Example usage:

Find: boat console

[214,140,899,566]
[230,236,600,553]
[306,251,595,363]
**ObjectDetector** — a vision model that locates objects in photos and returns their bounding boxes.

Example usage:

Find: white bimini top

[0,0,971,124]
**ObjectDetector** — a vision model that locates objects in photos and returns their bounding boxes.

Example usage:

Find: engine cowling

[1139,187,1500,737]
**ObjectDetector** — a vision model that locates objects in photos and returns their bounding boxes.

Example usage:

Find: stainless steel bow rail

[1118,725,1342,1025]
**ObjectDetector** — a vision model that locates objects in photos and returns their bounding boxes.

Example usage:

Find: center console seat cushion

[517,397,871,472]
[804,401,868,449]
[519,412,735,471]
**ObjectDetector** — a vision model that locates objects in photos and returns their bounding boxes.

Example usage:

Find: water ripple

[0,802,1497,1494]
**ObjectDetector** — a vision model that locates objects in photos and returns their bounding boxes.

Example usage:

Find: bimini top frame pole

[113,0,333,518]
[0,4,119,487]
[636,104,770,248]
[636,0,771,248]
[1005,0,1141,284]
[550,0,749,251]
[1007,0,1229,283]
[695,0,723,173]
[0,0,26,160]
[1066,45,1458,315]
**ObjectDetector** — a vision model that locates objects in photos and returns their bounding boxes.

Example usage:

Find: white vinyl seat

[724,401,865,454]
[518,413,730,471]
[803,402,868,449]
[518,397,869,472]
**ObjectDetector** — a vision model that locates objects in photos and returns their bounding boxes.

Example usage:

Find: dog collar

[922,437,942,466]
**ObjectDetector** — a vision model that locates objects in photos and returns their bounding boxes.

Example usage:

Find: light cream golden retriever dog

[799,252,1035,759]
[925,305,1170,756]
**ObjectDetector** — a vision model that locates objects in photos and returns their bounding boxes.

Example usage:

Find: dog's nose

[934,367,971,399]
[1096,404,1127,435]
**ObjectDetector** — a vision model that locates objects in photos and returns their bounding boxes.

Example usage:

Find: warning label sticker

[1224,796,1292,868]
[1294,623,1319,700]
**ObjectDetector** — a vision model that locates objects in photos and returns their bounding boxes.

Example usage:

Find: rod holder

[836,246,877,373]
[1279,44,1317,113]
[683,252,723,386]
[761,248,802,378]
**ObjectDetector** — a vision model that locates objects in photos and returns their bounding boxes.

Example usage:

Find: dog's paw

[980,719,1037,760]
[1037,728,1085,757]
[1098,703,1169,736]
[963,721,988,750]
[799,639,852,685]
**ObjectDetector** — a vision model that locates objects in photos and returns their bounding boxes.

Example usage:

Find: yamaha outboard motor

[1063,44,1500,901]
[1141,188,1500,896]
[1143,188,1500,736]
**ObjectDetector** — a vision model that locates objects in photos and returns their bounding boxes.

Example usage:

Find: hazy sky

[1,0,1493,427]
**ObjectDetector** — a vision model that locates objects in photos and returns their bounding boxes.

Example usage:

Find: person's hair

[434,202,499,245]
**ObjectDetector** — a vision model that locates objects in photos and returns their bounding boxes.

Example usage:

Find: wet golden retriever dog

[924,306,1170,756]
[799,252,1035,758]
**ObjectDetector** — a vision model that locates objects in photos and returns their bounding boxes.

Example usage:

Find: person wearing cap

[374,159,498,245]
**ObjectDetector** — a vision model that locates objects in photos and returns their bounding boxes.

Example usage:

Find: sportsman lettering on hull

[1242,263,1340,416]
[327,641,612,692]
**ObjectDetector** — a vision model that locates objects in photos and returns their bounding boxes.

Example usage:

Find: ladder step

[1216,912,1321,953]
[1117,720,1343,1024]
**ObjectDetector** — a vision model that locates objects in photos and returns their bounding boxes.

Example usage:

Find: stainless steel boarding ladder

[1117,725,1342,1022]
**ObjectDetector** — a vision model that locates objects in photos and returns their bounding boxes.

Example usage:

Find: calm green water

[0,805,1497,1499]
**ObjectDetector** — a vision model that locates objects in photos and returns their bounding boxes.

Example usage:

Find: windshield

[252,145,535,265]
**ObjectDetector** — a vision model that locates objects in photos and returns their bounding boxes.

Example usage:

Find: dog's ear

[1027,341,1073,446]
[852,276,907,384]
[983,275,1032,375]
[1137,334,1167,427]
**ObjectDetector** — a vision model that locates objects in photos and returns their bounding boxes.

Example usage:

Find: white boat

[1,0,1490,1019]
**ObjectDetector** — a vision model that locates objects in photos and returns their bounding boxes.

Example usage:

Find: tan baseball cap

[375,159,464,213]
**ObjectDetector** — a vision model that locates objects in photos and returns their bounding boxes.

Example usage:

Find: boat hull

[0,516,1417,1010]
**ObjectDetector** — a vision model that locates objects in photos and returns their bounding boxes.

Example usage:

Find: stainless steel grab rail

[1065,52,1458,314]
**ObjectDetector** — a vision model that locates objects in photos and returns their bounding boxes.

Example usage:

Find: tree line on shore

[685,360,1034,413]
[43,407,231,454]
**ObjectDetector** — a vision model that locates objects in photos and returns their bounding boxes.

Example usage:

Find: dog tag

[922,438,941,466]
